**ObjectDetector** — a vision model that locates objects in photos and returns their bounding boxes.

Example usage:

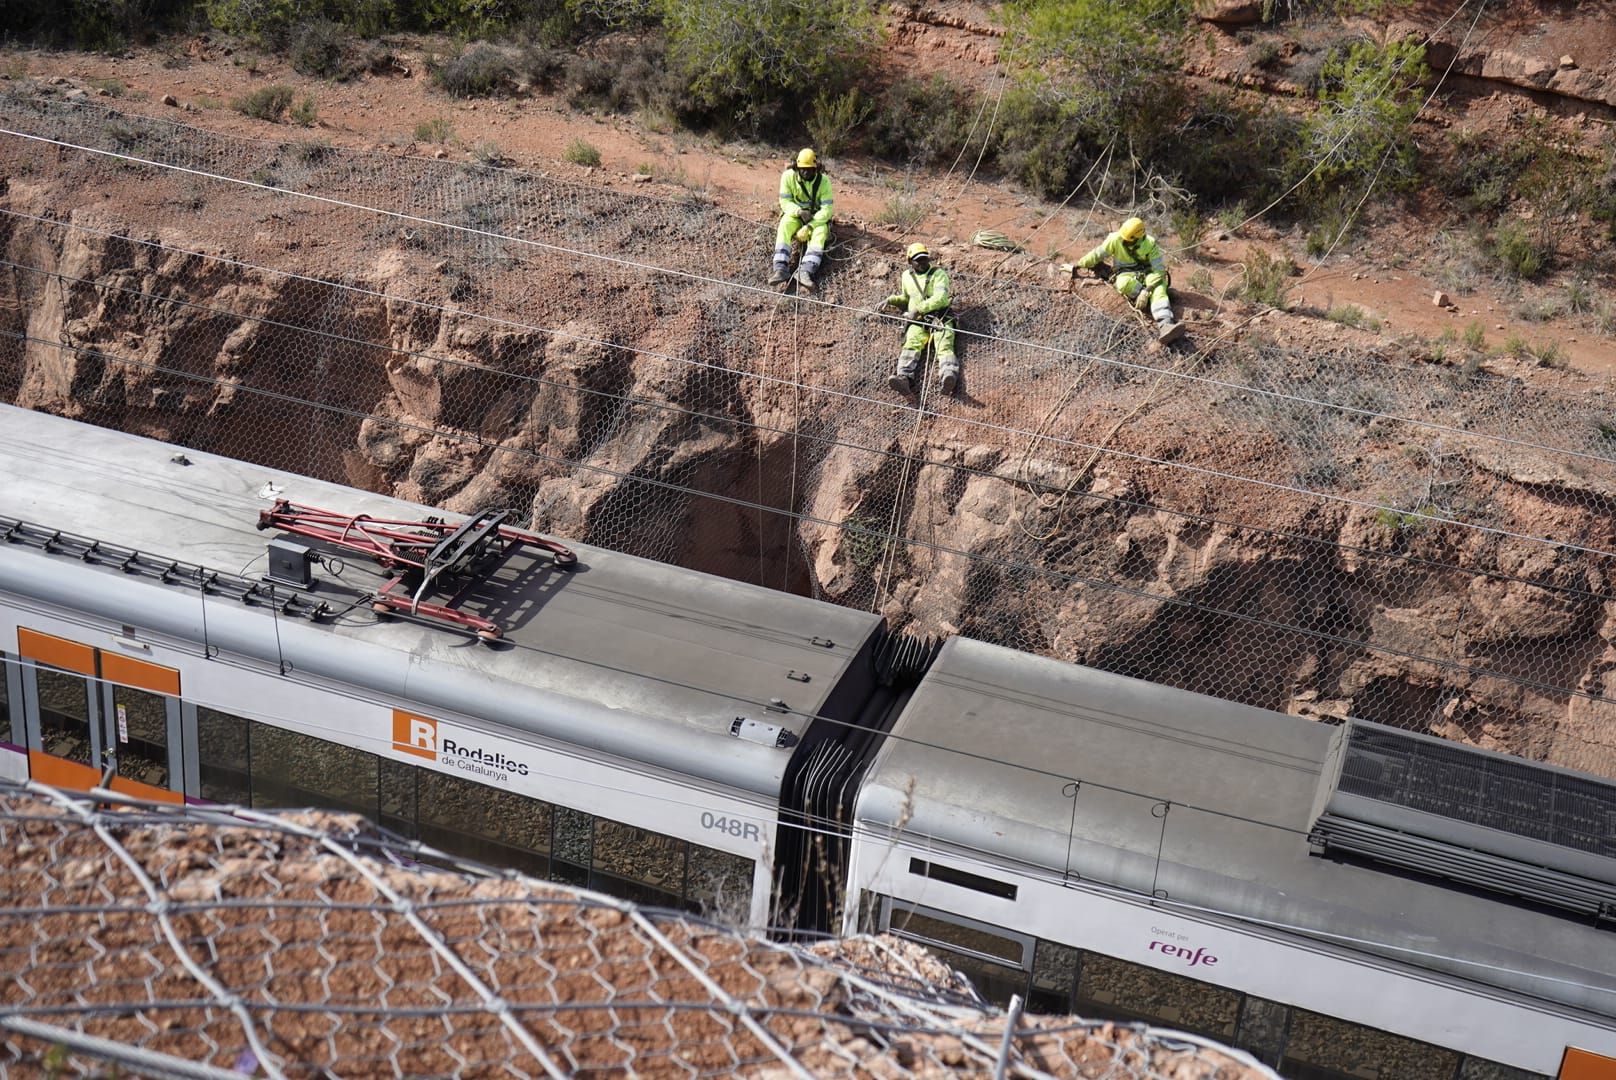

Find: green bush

[994,86,1094,200]
[1489,218,1550,279]
[1238,247,1294,308]
[1298,39,1428,191]
[566,36,680,114]
[289,92,318,126]
[864,75,985,168]
[415,115,454,142]
[564,138,602,167]
[233,84,296,122]
[213,0,399,38]
[1327,303,1378,330]
[287,18,349,78]
[806,88,871,158]
[1003,0,1185,155]
[1154,91,1301,211]
[6,0,198,48]
[662,0,878,131]
[874,190,931,230]
[431,43,516,97]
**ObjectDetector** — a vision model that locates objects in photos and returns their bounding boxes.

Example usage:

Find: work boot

[938,356,959,396]
[940,371,958,395]
[1156,319,1185,345]
[794,265,816,291]
[888,373,915,396]
[767,264,790,285]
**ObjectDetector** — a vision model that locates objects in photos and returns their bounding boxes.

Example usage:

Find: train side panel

[845,832,1616,1076]
[0,592,777,924]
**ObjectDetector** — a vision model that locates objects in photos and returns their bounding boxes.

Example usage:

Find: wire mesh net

[2,90,1616,777]
[0,778,1278,1079]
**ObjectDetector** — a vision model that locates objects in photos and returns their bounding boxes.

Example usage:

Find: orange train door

[1563,1048,1616,1080]
[17,628,184,804]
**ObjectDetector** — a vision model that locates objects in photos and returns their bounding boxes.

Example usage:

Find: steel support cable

[3,785,1293,1079]
[31,784,291,1080]
[1017,21,1489,542]
[982,137,1117,294]
[5,136,1610,475]
[13,783,1610,1042]
[872,331,938,614]
[2,199,1609,478]
[217,805,573,1080]
[0,1016,251,1080]
[1286,0,1486,286]
[20,248,1550,586]
[5,242,1611,578]
[938,73,1002,188]
[619,909,818,1080]
[9,325,1616,722]
[784,295,805,594]
[1152,0,1476,256]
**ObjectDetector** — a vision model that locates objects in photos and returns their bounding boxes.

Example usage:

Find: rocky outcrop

[6,168,1616,778]
[1193,0,1265,25]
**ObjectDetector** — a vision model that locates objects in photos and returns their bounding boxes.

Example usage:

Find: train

[1,402,1613,1080]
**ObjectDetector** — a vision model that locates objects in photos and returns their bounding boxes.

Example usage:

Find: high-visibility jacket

[778,167,834,226]
[1077,231,1166,278]
[887,265,951,316]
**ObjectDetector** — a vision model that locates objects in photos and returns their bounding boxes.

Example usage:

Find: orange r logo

[392,710,438,759]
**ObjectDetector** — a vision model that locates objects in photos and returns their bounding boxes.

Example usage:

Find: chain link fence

[0,778,1278,1078]
[2,91,1616,776]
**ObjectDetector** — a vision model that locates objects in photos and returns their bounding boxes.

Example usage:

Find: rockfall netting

[3,90,1616,777]
[0,778,1279,1079]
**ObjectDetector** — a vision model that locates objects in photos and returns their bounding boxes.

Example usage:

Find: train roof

[859,635,1616,1021]
[0,405,882,796]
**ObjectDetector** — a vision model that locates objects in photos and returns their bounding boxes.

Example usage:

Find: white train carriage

[848,636,1616,1079]
[9,404,1616,1079]
[0,404,884,924]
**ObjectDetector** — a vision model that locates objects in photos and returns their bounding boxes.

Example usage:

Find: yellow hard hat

[905,242,930,261]
[795,148,818,169]
[1119,217,1147,242]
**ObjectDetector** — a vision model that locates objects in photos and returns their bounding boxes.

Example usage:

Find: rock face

[6,140,1616,781]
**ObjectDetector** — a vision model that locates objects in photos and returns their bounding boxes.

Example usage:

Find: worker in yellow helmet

[1076,216,1183,344]
[769,148,834,290]
[884,242,958,396]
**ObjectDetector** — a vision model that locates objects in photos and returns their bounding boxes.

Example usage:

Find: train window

[35,666,95,767]
[248,722,379,818]
[888,910,1025,967]
[1029,940,1079,1014]
[417,770,552,877]
[1,654,13,745]
[907,858,1018,900]
[1075,953,1239,1039]
[549,806,591,887]
[1234,996,1290,1066]
[110,685,169,789]
[687,844,753,921]
[853,890,881,936]
[920,943,1027,1009]
[593,817,685,908]
[1281,1008,1460,1080]
[1458,1058,1548,1080]
[196,706,250,805]
[378,760,418,839]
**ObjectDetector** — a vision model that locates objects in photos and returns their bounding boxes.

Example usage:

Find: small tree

[1300,39,1428,190]
[662,0,879,129]
[1002,0,1186,156]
